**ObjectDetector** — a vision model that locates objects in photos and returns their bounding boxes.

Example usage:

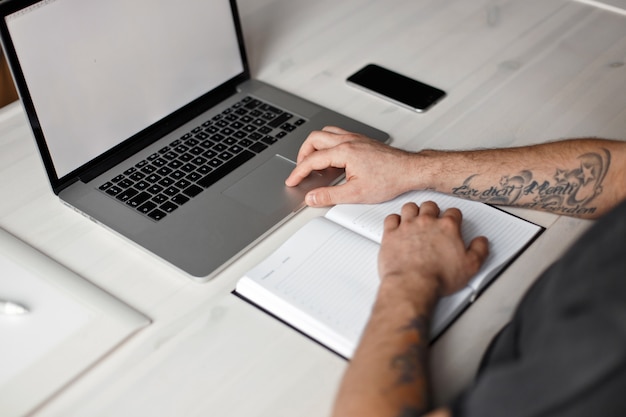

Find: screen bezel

[0,0,251,194]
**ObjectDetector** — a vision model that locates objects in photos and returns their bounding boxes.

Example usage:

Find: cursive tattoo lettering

[451,149,610,215]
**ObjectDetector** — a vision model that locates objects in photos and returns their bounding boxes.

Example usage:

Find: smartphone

[346,64,446,112]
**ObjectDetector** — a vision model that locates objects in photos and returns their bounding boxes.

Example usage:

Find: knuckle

[439,215,458,229]
[318,189,333,205]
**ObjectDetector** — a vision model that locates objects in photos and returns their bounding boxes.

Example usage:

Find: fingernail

[306,192,317,206]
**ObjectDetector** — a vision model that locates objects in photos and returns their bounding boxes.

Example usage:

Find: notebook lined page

[326,190,542,292]
[237,193,540,358]
[239,217,380,357]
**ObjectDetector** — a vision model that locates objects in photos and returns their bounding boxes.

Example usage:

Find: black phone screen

[347,64,446,112]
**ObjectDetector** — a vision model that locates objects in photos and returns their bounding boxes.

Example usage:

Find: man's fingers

[285,164,313,187]
[285,148,346,187]
[467,236,490,272]
[400,202,419,219]
[295,128,350,163]
[417,200,440,217]
[305,182,358,207]
[384,213,401,231]
[321,126,350,134]
[441,207,463,223]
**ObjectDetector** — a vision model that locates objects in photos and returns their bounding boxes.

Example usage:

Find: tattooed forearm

[389,315,431,416]
[392,343,427,385]
[392,316,429,384]
[451,149,611,216]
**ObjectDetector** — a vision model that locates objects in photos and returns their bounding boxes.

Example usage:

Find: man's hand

[285,126,416,207]
[332,202,488,417]
[378,201,489,297]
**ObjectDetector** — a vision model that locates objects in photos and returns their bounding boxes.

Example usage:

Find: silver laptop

[0,0,388,281]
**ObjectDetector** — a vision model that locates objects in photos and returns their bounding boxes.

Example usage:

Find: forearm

[332,279,439,417]
[410,138,626,218]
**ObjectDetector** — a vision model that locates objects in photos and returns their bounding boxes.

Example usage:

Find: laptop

[0,0,388,281]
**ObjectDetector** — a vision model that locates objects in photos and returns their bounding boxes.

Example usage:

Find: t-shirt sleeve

[451,199,626,417]
[451,293,626,417]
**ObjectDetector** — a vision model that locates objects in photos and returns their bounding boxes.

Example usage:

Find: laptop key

[116,188,139,202]
[175,179,192,190]
[152,194,168,204]
[152,157,167,167]
[179,153,194,163]
[213,143,228,152]
[140,165,157,174]
[145,173,162,183]
[160,201,178,213]
[208,159,223,168]
[197,165,213,175]
[259,103,282,114]
[244,99,262,109]
[281,123,297,132]
[163,186,180,197]
[239,139,253,147]
[250,142,268,153]
[148,209,166,221]
[268,112,293,128]
[127,191,151,207]
[183,184,203,198]
[180,163,197,173]
[129,172,146,181]
[147,184,164,194]
[158,177,175,187]
[172,194,190,206]
[171,170,185,180]
[134,180,150,190]
[186,172,202,182]
[261,135,277,145]
[198,150,255,188]
[168,160,183,169]
[219,151,234,161]
[105,185,122,196]
[138,201,157,214]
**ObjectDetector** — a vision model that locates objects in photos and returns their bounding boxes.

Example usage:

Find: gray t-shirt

[452,198,626,417]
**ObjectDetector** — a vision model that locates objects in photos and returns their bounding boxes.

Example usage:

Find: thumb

[305,183,357,207]
[466,236,490,274]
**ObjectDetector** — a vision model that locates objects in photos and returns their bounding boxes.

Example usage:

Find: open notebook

[235,191,542,358]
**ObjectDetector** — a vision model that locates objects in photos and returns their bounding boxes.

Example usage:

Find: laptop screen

[5,0,244,179]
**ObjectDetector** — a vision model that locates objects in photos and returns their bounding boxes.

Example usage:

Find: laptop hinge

[78,134,155,183]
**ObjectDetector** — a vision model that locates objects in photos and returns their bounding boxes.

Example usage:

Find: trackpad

[223,155,325,216]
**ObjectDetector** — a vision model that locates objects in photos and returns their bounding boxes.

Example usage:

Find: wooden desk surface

[1,0,625,415]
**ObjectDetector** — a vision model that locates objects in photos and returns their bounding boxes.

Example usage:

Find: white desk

[1,0,625,415]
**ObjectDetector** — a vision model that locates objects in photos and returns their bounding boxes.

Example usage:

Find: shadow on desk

[1,49,18,108]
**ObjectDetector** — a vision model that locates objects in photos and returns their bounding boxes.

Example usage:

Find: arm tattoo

[451,149,611,216]
[389,315,431,416]
[392,316,429,384]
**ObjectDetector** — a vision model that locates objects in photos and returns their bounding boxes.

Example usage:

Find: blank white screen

[7,0,244,178]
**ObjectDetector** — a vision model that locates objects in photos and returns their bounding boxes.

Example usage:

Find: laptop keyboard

[98,96,307,221]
